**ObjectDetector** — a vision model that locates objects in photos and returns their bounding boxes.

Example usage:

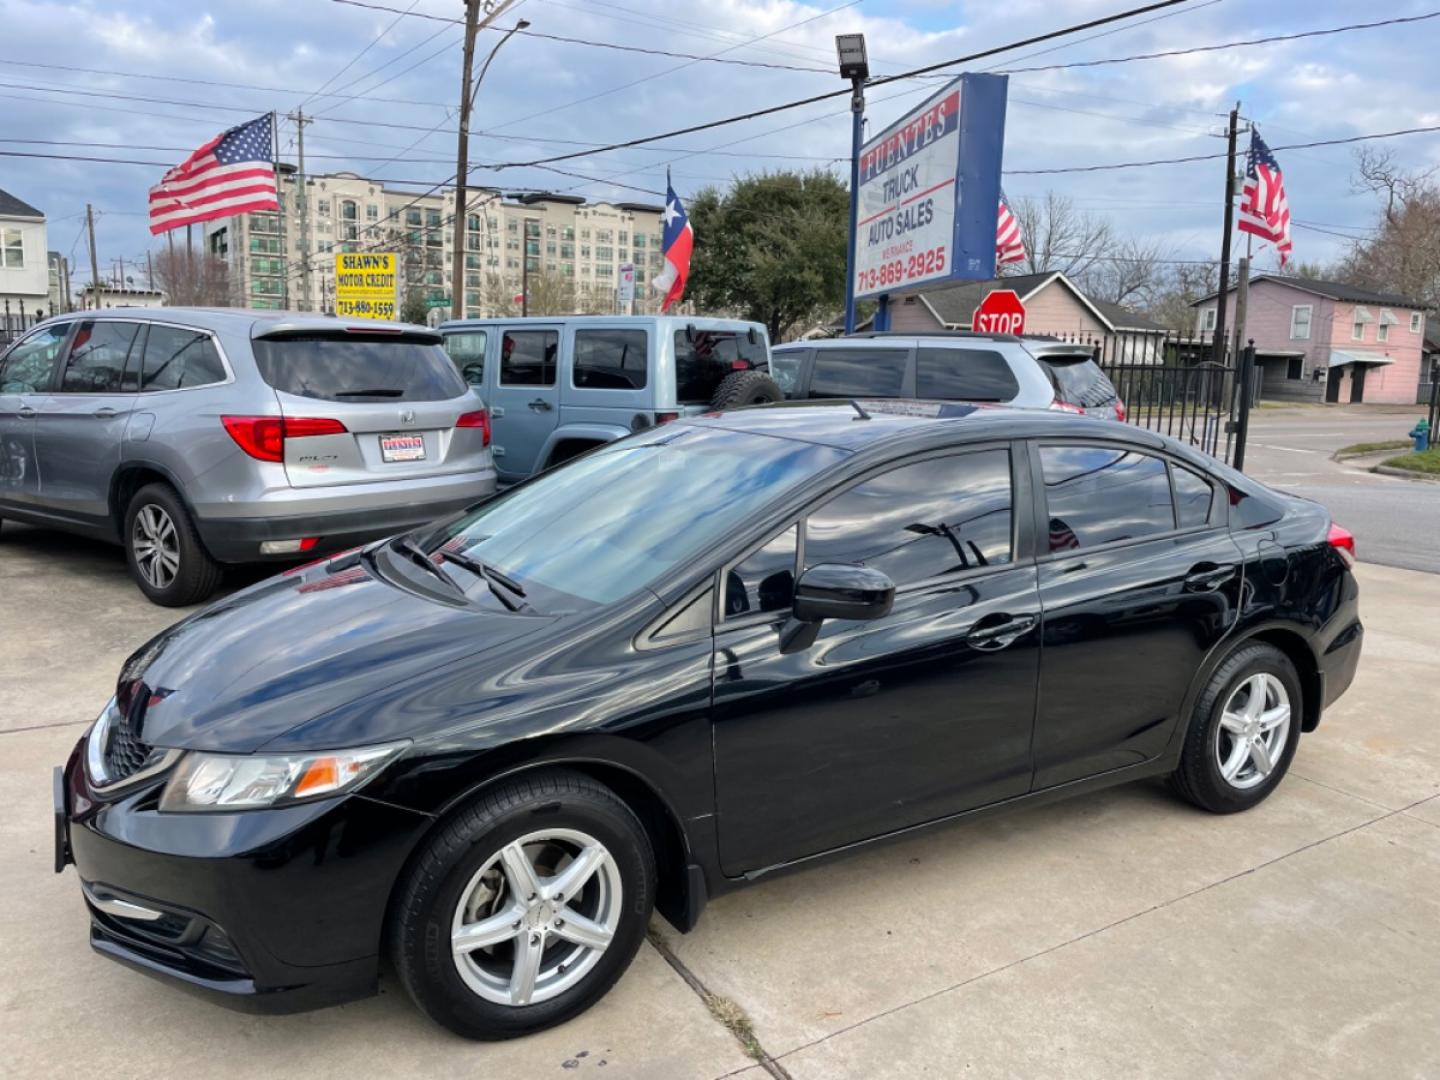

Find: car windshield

[675,330,768,404]
[421,424,846,610]
[253,333,468,402]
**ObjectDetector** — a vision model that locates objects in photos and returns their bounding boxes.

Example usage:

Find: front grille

[105,717,154,783]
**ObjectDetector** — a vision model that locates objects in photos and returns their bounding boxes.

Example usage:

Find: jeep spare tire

[709,370,783,410]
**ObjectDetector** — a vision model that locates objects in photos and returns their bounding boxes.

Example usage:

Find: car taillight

[1048,399,1085,415]
[456,409,491,446]
[1328,523,1356,568]
[221,416,347,463]
[655,411,680,424]
[1114,400,1127,422]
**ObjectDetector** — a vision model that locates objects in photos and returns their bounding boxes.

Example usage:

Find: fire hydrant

[1410,418,1431,453]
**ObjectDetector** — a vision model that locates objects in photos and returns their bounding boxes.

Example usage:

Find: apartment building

[205,167,667,317]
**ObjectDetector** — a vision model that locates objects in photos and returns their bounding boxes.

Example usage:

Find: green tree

[400,287,429,326]
[686,170,849,341]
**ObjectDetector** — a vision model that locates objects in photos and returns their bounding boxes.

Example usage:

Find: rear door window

[442,331,488,387]
[1041,445,1174,551]
[574,328,648,390]
[60,320,143,393]
[252,333,467,401]
[915,347,1020,401]
[768,348,805,395]
[808,347,906,399]
[500,330,558,387]
[0,323,69,393]
[1042,356,1118,407]
[1172,465,1214,529]
[674,329,767,404]
[140,325,227,391]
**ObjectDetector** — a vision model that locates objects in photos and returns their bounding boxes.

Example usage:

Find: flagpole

[272,111,289,310]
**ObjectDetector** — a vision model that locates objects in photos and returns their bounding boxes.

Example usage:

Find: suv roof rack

[846,329,1023,342]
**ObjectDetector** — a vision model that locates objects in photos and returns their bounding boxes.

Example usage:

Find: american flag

[996,192,1026,267]
[149,113,279,235]
[1237,130,1292,266]
[653,171,693,313]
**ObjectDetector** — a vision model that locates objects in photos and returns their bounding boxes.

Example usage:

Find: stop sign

[972,289,1026,334]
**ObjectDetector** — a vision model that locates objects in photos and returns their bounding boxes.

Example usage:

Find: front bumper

[57,743,433,1014]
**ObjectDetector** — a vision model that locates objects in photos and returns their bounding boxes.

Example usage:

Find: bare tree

[1336,148,1440,307]
[1143,261,1220,336]
[1080,236,1171,307]
[1005,192,1116,281]
[149,247,231,306]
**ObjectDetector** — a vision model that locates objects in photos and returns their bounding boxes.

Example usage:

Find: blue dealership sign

[853,73,1008,300]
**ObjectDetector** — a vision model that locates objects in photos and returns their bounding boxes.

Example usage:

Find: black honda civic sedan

[57,401,1362,1040]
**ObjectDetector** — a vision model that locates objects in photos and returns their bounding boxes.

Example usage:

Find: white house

[0,187,49,339]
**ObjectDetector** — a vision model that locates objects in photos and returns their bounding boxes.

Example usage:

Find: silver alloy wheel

[450,828,622,1007]
[131,504,180,590]
[1215,672,1291,790]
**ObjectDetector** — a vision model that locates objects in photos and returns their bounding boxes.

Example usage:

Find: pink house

[1193,276,1428,404]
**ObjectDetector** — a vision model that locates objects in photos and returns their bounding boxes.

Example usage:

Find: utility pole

[146,250,154,292]
[1211,104,1240,364]
[287,109,314,311]
[61,255,72,311]
[452,0,521,322]
[86,203,100,310]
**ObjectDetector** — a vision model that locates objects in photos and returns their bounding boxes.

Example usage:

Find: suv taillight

[1328,523,1356,568]
[1048,399,1085,415]
[222,415,347,462]
[456,409,491,446]
[1114,400,1128,422]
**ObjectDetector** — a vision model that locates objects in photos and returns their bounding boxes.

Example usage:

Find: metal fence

[1043,329,1248,467]
[1,303,44,347]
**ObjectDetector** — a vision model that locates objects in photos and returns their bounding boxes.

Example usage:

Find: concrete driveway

[2,525,1438,1079]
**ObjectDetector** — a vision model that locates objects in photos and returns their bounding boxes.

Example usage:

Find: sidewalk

[2,561,1437,1079]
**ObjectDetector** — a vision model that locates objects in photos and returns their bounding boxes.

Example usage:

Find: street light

[451,13,530,322]
[836,33,868,334]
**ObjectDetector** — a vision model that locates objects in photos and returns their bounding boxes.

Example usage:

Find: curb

[1373,464,1440,482]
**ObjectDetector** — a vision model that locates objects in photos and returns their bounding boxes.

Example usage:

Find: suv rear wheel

[123,483,223,607]
[710,370,783,409]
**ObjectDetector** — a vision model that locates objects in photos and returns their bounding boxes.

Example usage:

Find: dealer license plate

[380,434,426,463]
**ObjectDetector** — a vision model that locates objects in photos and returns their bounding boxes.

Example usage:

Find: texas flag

[653,173,693,312]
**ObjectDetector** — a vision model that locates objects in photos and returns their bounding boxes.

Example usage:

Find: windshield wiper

[334,387,405,397]
[435,548,530,612]
[390,536,464,595]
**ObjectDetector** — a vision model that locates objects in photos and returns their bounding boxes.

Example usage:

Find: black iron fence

[1043,329,1248,467]
[1,303,44,347]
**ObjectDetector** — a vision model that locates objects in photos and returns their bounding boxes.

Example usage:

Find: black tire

[710,369,783,410]
[123,482,223,607]
[390,770,656,1041]
[1172,642,1302,814]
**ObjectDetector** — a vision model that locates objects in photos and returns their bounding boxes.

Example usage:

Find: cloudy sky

[1,0,1436,292]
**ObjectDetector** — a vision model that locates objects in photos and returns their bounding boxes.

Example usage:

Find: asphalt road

[1238,404,1439,575]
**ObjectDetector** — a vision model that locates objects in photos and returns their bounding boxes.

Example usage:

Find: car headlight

[158,741,409,812]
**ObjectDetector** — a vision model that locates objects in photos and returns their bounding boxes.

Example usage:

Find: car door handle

[528,398,553,412]
[965,613,1038,651]
[17,405,35,418]
[92,407,117,419]
[1184,563,1238,592]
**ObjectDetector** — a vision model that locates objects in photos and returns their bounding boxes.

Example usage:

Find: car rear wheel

[123,483,223,607]
[390,770,656,1040]
[1172,642,1301,813]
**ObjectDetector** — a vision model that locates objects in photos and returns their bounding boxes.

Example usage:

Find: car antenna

[849,399,871,421]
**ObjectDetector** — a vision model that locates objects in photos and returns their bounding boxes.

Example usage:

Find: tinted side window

[500,330,557,386]
[674,330,767,404]
[1043,358,1118,407]
[1173,465,1214,529]
[804,451,1013,586]
[915,348,1020,402]
[443,331,488,387]
[141,325,226,391]
[0,324,69,393]
[1041,446,1174,552]
[809,348,906,399]
[725,525,798,619]
[574,329,648,390]
[60,321,142,393]
[769,349,804,394]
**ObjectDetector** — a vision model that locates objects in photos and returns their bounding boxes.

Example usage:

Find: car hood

[120,556,555,753]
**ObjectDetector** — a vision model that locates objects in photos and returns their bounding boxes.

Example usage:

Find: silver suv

[0,309,496,605]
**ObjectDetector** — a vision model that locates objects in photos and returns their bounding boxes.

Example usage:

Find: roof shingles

[0,187,44,220]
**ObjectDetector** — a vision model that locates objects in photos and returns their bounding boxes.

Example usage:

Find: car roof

[439,314,767,334]
[42,307,438,339]
[775,333,1019,350]
[682,400,1166,453]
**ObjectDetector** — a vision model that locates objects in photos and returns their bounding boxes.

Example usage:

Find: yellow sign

[334,252,398,320]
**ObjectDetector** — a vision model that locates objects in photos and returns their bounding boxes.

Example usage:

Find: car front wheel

[390,770,656,1040]
[123,483,223,607]
[1173,642,1301,813]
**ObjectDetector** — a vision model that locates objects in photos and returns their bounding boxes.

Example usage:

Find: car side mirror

[780,564,894,653]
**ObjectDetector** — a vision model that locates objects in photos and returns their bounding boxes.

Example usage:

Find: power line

[299,0,421,110]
